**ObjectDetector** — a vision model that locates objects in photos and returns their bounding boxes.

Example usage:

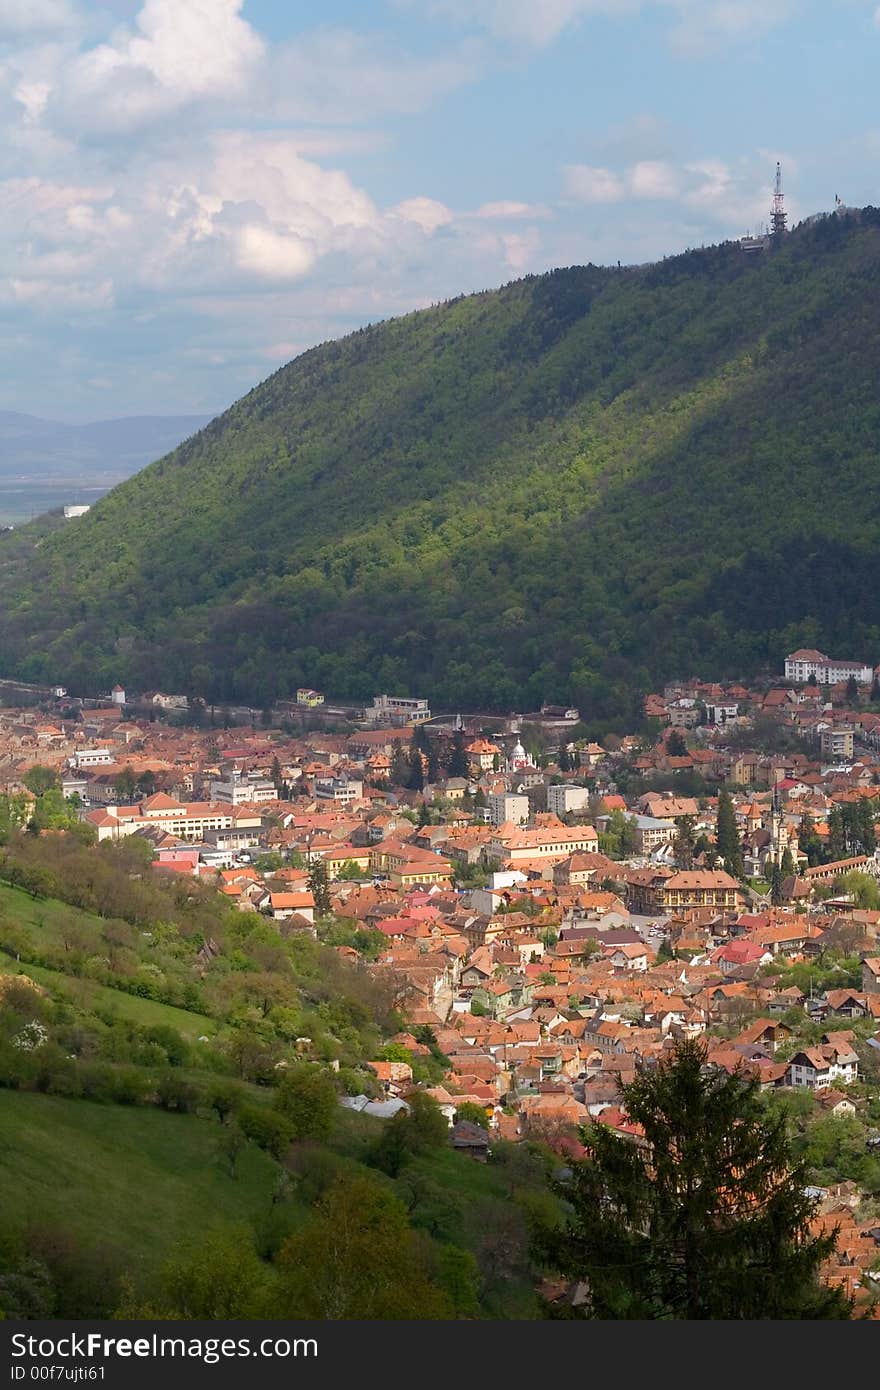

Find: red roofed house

[711,940,773,976]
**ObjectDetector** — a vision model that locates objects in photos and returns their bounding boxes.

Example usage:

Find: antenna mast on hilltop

[771,161,787,237]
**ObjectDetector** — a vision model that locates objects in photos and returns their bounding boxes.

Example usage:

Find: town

[2,646,880,1311]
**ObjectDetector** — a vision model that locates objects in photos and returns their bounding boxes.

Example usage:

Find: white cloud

[7,277,114,309]
[0,0,77,36]
[14,79,51,121]
[564,160,680,204]
[562,164,626,202]
[500,226,542,270]
[563,150,790,230]
[391,196,455,232]
[61,0,265,129]
[629,159,680,198]
[421,1,637,47]
[234,226,316,281]
[668,0,796,54]
[417,0,795,50]
[0,0,818,417]
[267,29,482,124]
[473,200,551,219]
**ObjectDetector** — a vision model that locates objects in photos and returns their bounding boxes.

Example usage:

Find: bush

[112,1068,150,1106]
[238,1104,294,1158]
[274,1066,337,1142]
[144,1025,190,1068]
[33,1048,82,1099]
[370,1092,448,1177]
[155,1070,199,1113]
[208,1082,242,1125]
[78,1062,118,1102]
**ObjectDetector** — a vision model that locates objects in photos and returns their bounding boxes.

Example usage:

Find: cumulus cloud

[60,0,265,130]
[562,165,626,203]
[564,151,788,230]
[234,225,316,281]
[667,0,796,54]
[419,1,636,47]
[0,0,77,36]
[0,0,811,418]
[266,29,482,124]
[391,196,455,232]
[473,200,551,219]
[417,0,795,50]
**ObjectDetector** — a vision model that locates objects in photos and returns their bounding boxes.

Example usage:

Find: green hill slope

[2,209,880,720]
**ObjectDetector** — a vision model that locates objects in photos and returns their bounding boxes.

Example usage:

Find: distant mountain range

[0,209,879,723]
[0,412,214,480]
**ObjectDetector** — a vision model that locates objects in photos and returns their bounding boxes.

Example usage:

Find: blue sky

[0,0,878,419]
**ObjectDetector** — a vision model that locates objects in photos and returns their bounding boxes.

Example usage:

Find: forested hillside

[2,210,880,719]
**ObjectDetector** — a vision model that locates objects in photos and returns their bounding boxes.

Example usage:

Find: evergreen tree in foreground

[715,788,744,879]
[307,857,332,917]
[770,859,783,905]
[542,1039,850,1319]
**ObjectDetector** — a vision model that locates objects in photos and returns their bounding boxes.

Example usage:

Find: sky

[0,0,878,420]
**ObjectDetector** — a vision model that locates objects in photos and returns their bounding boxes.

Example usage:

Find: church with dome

[507,738,535,772]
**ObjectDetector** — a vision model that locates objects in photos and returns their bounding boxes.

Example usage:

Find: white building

[633,815,678,854]
[365,694,432,725]
[784,649,872,685]
[63,505,90,519]
[787,1046,858,1089]
[209,771,278,805]
[546,784,591,817]
[314,775,364,804]
[819,726,855,762]
[487,792,530,827]
[71,747,113,768]
[704,702,739,725]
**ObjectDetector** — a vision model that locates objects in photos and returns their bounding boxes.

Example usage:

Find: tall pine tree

[542,1039,850,1320]
[715,789,744,879]
[447,730,470,779]
[799,811,823,867]
[770,860,783,905]
[827,804,847,862]
[307,857,332,918]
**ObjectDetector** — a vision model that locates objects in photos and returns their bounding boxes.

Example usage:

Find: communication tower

[771,162,787,237]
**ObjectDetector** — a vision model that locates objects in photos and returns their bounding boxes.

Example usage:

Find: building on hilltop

[784,650,872,685]
[365,694,432,726]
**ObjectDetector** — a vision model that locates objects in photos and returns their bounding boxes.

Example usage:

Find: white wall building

[314,775,364,804]
[487,792,530,827]
[547,784,591,817]
[365,694,431,725]
[704,702,739,725]
[71,748,113,768]
[209,771,278,805]
[784,649,872,685]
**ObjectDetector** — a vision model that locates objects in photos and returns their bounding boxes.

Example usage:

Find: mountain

[0,412,214,526]
[1,210,880,723]
[0,412,214,479]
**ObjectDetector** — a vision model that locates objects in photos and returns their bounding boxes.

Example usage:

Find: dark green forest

[3,209,880,720]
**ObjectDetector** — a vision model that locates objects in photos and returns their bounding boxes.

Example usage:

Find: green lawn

[0,955,218,1038]
[0,879,110,944]
[0,1090,290,1282]
[0,880,217,1037]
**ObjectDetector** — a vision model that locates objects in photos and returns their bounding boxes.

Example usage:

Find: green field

[0,878,113,941]
[0,955,219,1038]
[0,1090,288,1283]
[0,880,218,1037]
